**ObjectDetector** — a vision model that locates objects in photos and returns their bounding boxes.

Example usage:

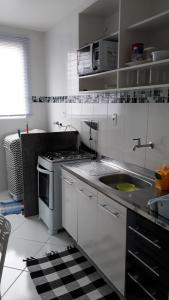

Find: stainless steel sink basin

[99,173,152,191]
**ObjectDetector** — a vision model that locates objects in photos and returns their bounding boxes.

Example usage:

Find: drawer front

[62,169,77,184]
[98,192,126,216]
[62,169,98,198]
[128,210,169,253]
[126,272,168,300]
[126,210,169,300]
[127,253,168,300]
[76,178,98,198]
[128,227,169,277]
[126,274,152,300]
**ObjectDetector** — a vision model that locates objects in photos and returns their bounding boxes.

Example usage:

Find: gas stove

[41,150,94,162]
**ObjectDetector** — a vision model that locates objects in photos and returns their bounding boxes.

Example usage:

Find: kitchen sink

[99,173,152,192]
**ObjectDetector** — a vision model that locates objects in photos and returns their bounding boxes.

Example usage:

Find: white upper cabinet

[78,0,120,91]
[123,0,169,29]
[79,0,119,48]
[78,0,169,91]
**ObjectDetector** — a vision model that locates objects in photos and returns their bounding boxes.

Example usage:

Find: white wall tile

[47,103,67,131]
[100,103,125,161]
[71,103,82,117]
[45,13,79,96]
[66,103,72,116]
[93,103,108,118]
[81,103,94,117]
[46,99,169,171]
[80,120,98,153]
[97,118,108,157]
[108,102,123,117]
[145,104,169,171]
[123,104,148,167]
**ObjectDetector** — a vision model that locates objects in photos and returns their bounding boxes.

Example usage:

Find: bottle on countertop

[155,165,169,191]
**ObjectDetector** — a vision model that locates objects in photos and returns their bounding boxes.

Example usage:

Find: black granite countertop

[62,158,169,231]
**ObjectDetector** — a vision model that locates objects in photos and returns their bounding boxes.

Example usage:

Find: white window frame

[0,34,32,118]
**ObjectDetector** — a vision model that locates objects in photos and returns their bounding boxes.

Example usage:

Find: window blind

[0,34,32,117]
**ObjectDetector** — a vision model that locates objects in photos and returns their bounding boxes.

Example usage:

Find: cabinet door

[62,170,77,241]
[96,192,127,296]
[77,180,97,262]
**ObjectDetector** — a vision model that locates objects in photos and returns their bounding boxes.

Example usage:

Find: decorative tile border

[32,87,169,104]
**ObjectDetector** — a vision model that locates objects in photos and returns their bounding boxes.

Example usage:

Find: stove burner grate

[42,151,94,162]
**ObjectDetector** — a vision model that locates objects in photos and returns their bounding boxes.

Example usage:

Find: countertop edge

[61,164,169,231]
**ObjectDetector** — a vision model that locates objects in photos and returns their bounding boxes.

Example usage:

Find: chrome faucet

[132,138,154,151]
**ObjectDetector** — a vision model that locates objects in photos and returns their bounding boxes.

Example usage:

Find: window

[0,34,31,117]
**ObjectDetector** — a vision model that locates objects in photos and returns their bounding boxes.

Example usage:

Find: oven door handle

[37,165,54,210]
[37,166,52,175]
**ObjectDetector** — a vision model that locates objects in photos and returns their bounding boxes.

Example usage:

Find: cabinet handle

[63,178,73,185]
[128,250,160,277]
[79,188,93,198]
[128,272,158,300]
[98,204,120,218]
[128,226,161,249]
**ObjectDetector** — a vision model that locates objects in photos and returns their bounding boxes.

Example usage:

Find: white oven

[37,165,54,210]
[37,151,94,235]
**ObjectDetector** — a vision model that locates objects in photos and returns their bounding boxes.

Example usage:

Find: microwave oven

[77,39,118,76]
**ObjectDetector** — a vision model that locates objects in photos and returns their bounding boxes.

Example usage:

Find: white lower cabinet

[62,170,78,241]
[96,192,127,295]
[76,180,97,262]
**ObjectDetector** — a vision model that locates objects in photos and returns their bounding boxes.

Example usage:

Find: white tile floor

[1,214,72,299]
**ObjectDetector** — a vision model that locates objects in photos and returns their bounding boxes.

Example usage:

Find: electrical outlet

[112,113,118,126]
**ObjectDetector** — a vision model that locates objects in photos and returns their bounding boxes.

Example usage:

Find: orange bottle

[155,166,169,191]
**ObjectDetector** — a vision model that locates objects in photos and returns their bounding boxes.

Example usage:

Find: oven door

[37,165,54,210]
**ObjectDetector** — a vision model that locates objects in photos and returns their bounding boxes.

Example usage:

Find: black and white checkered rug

[26,246,120,300]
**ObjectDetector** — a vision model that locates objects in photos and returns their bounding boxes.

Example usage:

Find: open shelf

[128,10,169,31]
[78,31,118,51]
[79,83,169,94]
[79,88,118,94]
[79,26,119,49]
[79,58,169,91]
[79,68,118,79]
[78,0,169,92]
[79,58,169,78]
[79,76,117,92]
[104,31,119,41]
[119,83,169,91]
[120,58,169,72]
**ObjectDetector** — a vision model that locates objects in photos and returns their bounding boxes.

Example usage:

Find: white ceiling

[83,0,119,17]
[0,0,90,32]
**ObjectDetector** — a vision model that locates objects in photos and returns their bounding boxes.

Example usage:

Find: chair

[0,216,11,299]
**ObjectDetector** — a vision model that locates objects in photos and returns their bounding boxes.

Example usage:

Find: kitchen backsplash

[30,87,169,173]
[32,87,169,103]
